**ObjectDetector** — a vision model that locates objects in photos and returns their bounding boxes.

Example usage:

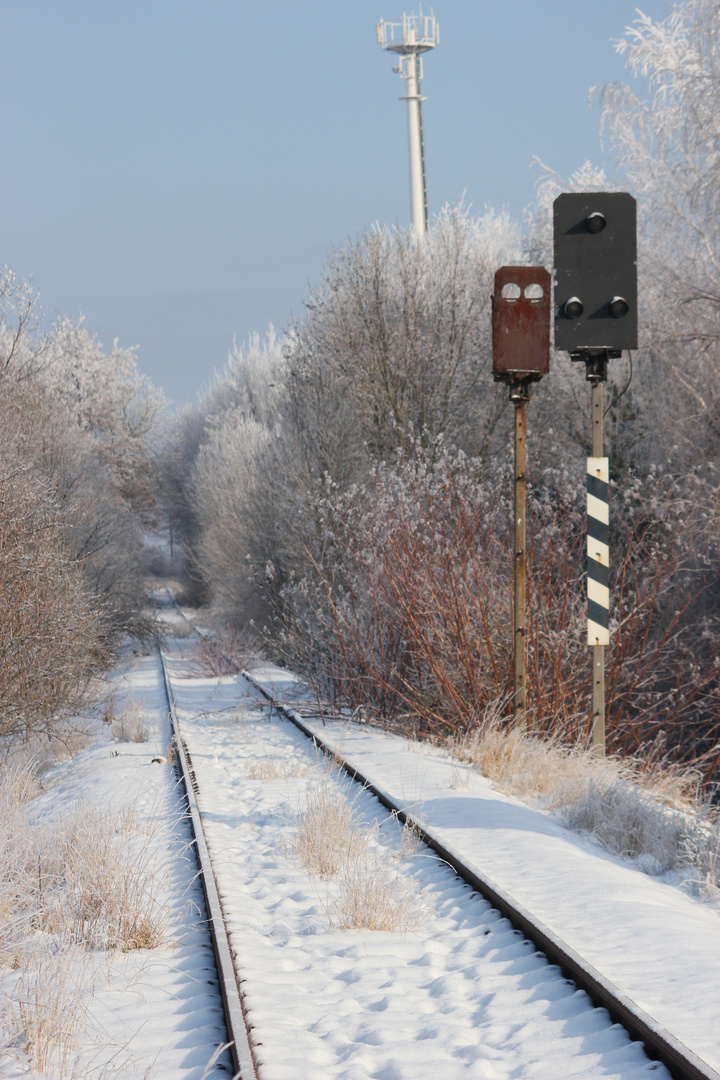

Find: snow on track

[164,642,676,1080]
[244,661,720,1078]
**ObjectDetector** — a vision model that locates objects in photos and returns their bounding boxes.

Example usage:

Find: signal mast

[377,9,439,236]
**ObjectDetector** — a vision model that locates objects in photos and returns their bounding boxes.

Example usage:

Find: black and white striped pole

[554,193,637,757]
[588,414,609,755]
[587,455,609,647]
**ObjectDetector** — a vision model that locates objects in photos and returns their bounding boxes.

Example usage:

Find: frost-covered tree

[43,316,164,520]
[0,268,166,673]
[523,0,720,475]
[595,0,720,468]
[0,466,105,742]
[173,207,522,624]
[161,329,286,614]
[287,204,520,477]
[190,416,274,622]
[164,13,720,784]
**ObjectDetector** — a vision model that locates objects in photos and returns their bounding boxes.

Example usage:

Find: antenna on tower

[377,8,439,235]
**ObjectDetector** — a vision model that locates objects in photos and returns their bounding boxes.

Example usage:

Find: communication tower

[377,9,439,235]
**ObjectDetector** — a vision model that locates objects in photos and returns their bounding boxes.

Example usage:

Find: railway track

[157,634,720,1080]
[159,646,258,1080]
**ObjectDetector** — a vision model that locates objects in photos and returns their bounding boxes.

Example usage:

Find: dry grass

[0,724,93,776]
[288,765,425,931]
[108,697,150,744]
[449,764,471,790]
[397,815,423,858]
[212,704,251,730]
[55,803,165,951]
[328,853,425,931]
[0,764,41,805]
[0,765,169,1075]
[289,772,368,879]
[4,951,90,1075]
[688,833,720,904]
[245,756,304,782]
[448,706,720,900]
[1,796,167,959]
[163,614,196,639]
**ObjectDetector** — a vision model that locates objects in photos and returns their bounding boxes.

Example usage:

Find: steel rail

[242,669,720,1080]
[158,647,258,1080]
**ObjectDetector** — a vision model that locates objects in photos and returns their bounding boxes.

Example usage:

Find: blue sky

[0,1,670,406]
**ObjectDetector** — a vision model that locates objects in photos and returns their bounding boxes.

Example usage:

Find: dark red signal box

[492,266,551,382]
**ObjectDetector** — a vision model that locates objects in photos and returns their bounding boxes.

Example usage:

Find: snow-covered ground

[0,648,234,1080]
[240,665,720,1074]
[4,637,719,1078]
[163,640,718,1079]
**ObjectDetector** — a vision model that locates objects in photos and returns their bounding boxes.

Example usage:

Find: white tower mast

[377,9,439,236]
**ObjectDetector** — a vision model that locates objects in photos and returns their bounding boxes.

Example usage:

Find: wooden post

[513,396,527,731]
[491,268,550,734]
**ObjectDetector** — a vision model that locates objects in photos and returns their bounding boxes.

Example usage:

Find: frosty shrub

[0,469,106,743]
[169,207,521,627]
[0,290,163,647]
[281,437,511,738]
[0,267,166,750]
[110,698,150,743]
[191,629,262,677]
[597,1,720,468]
[163,328,286,623]
[286,204,519,467]
[280,437,720,784]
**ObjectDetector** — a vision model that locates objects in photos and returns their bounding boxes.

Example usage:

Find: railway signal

[492,266,551,731]
[553,191,638,757]
[554,192,637,357]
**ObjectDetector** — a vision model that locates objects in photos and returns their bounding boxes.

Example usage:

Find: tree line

[4,0,720,786]
[163,1,720,786]
[0,268,163,748]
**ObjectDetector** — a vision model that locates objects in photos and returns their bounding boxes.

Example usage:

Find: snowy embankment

[0,648,233,1080]
[4,636,719,1078]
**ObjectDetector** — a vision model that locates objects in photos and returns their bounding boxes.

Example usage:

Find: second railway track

[158,636,720,1080]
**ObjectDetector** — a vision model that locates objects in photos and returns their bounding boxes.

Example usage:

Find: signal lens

[585,212,607,234]
[609,296,629,319]
[524,283,544,304]
[564,297,584,319]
